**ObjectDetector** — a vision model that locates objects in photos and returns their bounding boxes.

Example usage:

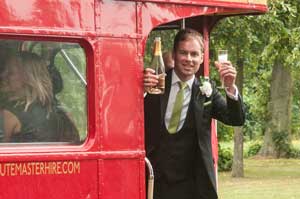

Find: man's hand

[143,68,159,92]
[214,61,237,94]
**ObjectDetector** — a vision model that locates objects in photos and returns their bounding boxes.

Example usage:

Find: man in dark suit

[144,28,245,199]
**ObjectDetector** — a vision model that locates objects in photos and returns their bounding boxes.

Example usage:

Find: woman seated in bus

[0,52,80,143]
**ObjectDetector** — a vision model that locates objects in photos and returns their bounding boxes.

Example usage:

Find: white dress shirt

[165,70,194,132]
[164,70,239,132]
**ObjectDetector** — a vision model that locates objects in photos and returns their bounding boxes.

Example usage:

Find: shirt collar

[171,70,194,90]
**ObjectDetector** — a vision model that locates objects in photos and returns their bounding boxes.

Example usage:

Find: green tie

[168,81,187,134]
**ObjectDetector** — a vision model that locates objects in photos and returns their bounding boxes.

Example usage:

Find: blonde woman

[1,52,79,143]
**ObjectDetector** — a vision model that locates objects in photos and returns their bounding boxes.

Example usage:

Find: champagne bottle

[148,37,165,94]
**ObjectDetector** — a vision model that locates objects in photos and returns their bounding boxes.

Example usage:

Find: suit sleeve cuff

[225,85,239,101]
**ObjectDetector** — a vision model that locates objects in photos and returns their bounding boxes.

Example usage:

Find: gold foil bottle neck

[153,37,162,56]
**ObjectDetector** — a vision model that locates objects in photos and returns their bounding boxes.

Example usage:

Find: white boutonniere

[199,76,212,98]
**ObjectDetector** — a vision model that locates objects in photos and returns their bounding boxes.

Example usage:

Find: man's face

[173,37,203,81]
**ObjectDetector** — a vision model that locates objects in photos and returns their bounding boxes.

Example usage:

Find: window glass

[0,39,87,144]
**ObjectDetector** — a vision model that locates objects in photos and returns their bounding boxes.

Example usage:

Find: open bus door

[142,1,268,197]
[0,1,267,199]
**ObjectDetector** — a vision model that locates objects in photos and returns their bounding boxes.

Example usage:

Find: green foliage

[287,146,300,158]
[261,1,300,67]
[55,48,87,140]
[210,0,300,143]
[144,0,300,153]
[271,131,300,158]
[217,122,234,142]
[292,103,300,138]
[292,66,300,138]
[144,29,177,66]
[258,0,300,142]
[218,144,233,172]
[210,16,272,140]
[244,140,262,158]
[272,131,290,158]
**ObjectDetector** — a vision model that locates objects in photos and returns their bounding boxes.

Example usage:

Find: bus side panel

[100,159,142,199]
[141,3,218,36]
[99,1,137,36]
[98,38,144,151]
[0,0,95,31]
[0,159,98,199]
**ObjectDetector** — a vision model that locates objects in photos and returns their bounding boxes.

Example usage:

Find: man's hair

[173,28,204,53]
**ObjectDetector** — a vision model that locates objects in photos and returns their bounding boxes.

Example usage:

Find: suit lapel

[192,77,206,134]
[193,78,218,195]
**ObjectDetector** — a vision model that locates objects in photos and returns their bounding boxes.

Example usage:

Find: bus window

[0,39,87,144]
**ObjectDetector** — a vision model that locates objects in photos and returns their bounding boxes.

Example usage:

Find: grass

[218,158,300,199]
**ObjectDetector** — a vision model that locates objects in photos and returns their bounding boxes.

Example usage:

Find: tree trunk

[232,127,244,177]
[259,62,293,158]
[232,57,244,177]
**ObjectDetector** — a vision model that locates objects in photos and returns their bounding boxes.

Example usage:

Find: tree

[260,61,293,157]
[212,0,300,161]
[210,16,253,177]
[257,0,300,157]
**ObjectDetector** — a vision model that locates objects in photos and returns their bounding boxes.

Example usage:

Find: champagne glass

[217,50,228,88]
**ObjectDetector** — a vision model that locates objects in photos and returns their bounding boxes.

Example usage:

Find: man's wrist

[227,85,236,95]
[225,85,238,101]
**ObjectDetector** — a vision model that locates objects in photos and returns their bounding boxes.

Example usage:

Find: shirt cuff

[225,85,239,101]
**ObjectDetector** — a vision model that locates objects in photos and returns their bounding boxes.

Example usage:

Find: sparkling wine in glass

[217,50,228,88]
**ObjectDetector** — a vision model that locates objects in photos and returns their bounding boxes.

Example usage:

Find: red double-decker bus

[0,1,267,198]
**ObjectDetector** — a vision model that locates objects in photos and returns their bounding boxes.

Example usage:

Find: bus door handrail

[145,157,154,199]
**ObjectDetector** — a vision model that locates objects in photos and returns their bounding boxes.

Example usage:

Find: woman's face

[1,58,24,93]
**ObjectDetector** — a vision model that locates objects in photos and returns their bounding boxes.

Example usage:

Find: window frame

[0,35,94,152]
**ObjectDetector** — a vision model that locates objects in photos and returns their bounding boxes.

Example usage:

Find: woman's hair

[173,28,204,53]
[8,52,53,113]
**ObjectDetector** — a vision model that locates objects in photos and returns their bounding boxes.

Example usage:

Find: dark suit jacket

[144,69,245,199]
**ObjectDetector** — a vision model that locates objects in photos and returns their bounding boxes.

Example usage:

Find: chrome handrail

[145,157,154,199]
